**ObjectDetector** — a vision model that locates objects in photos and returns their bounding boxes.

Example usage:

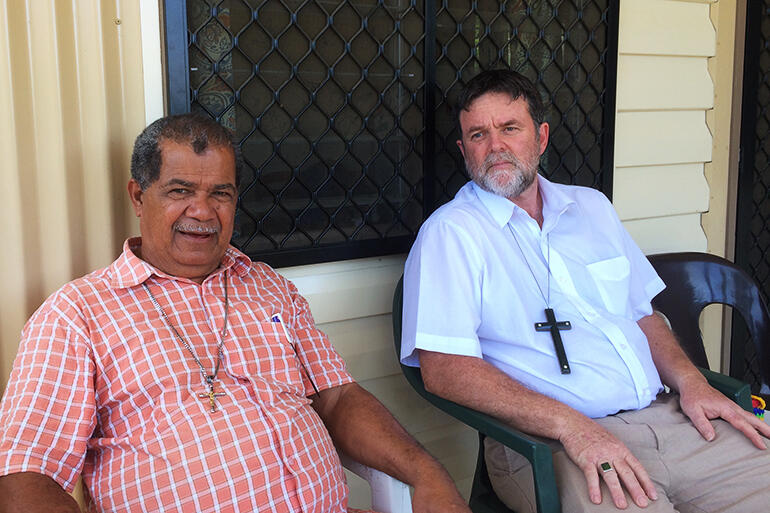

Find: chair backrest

[648,252,770,387]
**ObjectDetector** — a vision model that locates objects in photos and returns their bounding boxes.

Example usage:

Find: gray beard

[468,151,538,200]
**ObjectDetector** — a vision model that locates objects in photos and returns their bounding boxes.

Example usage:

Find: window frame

[163,0,619,268]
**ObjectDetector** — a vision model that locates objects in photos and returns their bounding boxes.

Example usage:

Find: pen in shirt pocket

[270,313,293,342]
[270,313,319,395]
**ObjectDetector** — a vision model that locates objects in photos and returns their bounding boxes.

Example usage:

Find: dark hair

[130,113,243,190]
[455,69,546,130]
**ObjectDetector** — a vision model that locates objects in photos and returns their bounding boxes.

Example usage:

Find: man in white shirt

[401,69,770,512]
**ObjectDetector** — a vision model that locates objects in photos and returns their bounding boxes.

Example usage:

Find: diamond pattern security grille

[431,0,612,206]
[736,1,770,392]
[165,0,617,267]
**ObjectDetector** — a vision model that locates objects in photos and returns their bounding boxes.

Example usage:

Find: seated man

[0,114,470,513]
[401,69,770,512]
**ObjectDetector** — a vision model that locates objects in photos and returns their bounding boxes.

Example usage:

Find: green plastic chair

[392,277,558,513]
[648,252,769,402]
[392,269,753,513]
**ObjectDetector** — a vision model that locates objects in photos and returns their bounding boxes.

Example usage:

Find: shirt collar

[109,237,253,289]
[471,175,577,232]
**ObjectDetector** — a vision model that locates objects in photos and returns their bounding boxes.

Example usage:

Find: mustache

[481,151,523,171]
[174,222,219,234]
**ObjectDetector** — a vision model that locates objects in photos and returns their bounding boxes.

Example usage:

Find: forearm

[418,350,597,444]
[639,312,705,393]
[418,350,661,509]
[0,472,81,513]
[313,383,452,487]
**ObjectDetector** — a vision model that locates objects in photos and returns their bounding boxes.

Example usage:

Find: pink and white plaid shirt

[0,238,364,512]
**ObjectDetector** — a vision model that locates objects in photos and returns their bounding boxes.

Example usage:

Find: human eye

[168,187,190,196]
[469,131,483,140]
[213,190,235,201]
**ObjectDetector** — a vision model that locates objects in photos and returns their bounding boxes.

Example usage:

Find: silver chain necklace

[143,272,229,413]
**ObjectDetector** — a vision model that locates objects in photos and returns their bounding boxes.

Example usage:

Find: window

[164,0,618,267]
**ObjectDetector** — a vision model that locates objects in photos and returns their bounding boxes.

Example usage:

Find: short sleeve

[285,279,355,396]
[599,196,665,320]
[0,290,97,491]
[401,217,485,367]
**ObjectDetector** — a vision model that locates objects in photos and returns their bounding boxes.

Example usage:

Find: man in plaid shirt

[0,114,469,513]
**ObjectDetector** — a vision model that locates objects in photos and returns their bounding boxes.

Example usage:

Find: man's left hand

[640,311,770,449]
[678,375,770,449]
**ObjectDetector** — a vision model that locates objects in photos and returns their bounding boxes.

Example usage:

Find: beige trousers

[485,393,770,513]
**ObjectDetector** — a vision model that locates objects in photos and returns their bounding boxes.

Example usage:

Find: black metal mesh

[431,0,611,205]
[736,1,770,391]
[179,0,615,267]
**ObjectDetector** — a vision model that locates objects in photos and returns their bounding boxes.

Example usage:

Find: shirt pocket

[585,255,631,316]
[224,321,305,397]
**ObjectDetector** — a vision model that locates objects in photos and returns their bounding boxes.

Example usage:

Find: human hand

[678,376,770,449]
[560,420,658,509]
[410,471,471,513]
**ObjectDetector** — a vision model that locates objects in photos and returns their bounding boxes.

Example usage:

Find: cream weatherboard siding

[614,0,714,254]
[614,0,724,368]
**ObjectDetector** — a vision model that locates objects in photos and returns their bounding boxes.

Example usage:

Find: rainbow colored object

[752,395,765,420]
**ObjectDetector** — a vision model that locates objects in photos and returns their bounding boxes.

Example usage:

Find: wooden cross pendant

[535,308,572,374]
[198,378,226,413]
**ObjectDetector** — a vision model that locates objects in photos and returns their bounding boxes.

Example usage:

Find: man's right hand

[419,350,660,510]
[560,420,658,509]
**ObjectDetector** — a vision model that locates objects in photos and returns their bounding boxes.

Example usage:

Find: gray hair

[130,113,242,190]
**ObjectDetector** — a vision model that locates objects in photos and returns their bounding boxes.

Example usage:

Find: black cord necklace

[508,226,572,374]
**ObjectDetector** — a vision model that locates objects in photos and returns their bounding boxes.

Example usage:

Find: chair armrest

[339,453,413,513]
[400,366,560,513]
[699,367,753,412]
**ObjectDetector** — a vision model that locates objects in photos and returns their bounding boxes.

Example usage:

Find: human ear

[127,179,144,217]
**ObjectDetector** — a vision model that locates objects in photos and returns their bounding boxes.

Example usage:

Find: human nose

[185,193,216,220]
[488,131,506,152]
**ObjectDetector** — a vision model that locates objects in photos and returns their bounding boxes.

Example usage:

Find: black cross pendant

[535,308,572,374]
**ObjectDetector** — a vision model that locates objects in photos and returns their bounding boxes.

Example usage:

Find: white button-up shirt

[401,177,665,418]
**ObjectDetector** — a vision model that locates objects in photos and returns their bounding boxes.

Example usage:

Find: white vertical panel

[139,0,164,123]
